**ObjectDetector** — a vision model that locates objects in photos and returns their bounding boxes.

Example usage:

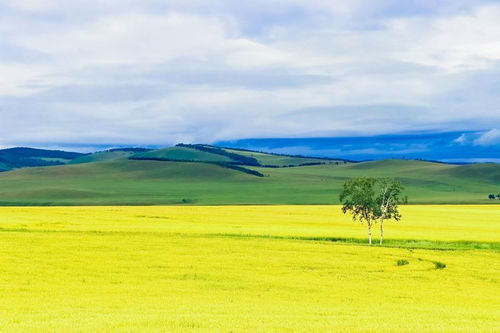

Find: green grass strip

[207,233,500,251]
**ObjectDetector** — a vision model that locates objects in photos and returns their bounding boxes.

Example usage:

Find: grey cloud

[24,84,173,104]
[0,41,48,63]
[2,61,335,104]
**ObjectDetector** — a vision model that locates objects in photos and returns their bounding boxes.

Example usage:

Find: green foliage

[339,177,405,224]
[397,259,409,266]
[433,261,446,269]
[376,178,404,221]
[340,177,406,245]
[339,177,379,224]
[339,177,380,244]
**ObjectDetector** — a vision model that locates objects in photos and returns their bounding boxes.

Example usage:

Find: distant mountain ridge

[0,144,351,173]
[216,131,500,163]
[1,141,498,174]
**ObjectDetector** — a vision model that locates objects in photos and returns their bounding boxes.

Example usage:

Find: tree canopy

[340,177,405,245]
[339,177,379,244]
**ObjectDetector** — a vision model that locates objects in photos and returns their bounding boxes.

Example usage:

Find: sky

[1,0,500,155]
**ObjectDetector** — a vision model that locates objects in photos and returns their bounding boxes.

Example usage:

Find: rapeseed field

[0,205,498,331]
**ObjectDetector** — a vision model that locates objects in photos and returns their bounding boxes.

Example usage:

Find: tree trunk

[368,223,372,245]
[380,219,384,244]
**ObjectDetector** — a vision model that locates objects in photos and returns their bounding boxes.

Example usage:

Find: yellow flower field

[0,205,498,331]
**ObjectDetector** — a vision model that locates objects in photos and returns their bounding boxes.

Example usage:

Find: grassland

[68,150,137,164]
[0,205,498,331]
[0,158,498,205]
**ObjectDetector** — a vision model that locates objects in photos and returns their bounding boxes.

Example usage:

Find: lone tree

[339,177,379,245]
[376,178,404,244]
[340,177,405,245]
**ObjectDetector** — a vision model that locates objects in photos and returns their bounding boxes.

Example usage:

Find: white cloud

[16,13,229,66]
[387,5,500,71]
[0,64,50,95]
[0,0,499,147]
[473,129,500,146]
[453,133,468,144]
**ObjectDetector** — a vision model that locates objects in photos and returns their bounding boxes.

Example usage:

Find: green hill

[0,147,84,170]
[0,143,352,171]
[218,146,348,167]
[131,144,348,168]
[0,155,498,205]
[70,148,151,164]
[446,163,500,184]
[0,160,259,205]
[131,146,236,163]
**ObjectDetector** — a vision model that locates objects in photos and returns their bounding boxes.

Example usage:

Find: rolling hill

[130,144,348,167]
[69,148,151,164]
[218,146,349,167]
[0,143,498,205]
[0,147,84,170]
[131,145,237,163]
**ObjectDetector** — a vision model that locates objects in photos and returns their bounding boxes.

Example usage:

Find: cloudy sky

[1,0,500,151]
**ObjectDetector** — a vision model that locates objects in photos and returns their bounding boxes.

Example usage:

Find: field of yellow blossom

[0,205,498,331]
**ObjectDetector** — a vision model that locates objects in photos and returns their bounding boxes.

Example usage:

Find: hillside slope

[0,147,84,170]
[219,146,348,167]
[131,146,235,163]
[131,144,347,167]
[0,158,498,205]
[69,148,151,164]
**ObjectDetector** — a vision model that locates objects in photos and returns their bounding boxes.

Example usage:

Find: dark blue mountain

[216,131,500,163]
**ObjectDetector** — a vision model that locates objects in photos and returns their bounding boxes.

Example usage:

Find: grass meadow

[0,205,498,331]
[1,159,499,206]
